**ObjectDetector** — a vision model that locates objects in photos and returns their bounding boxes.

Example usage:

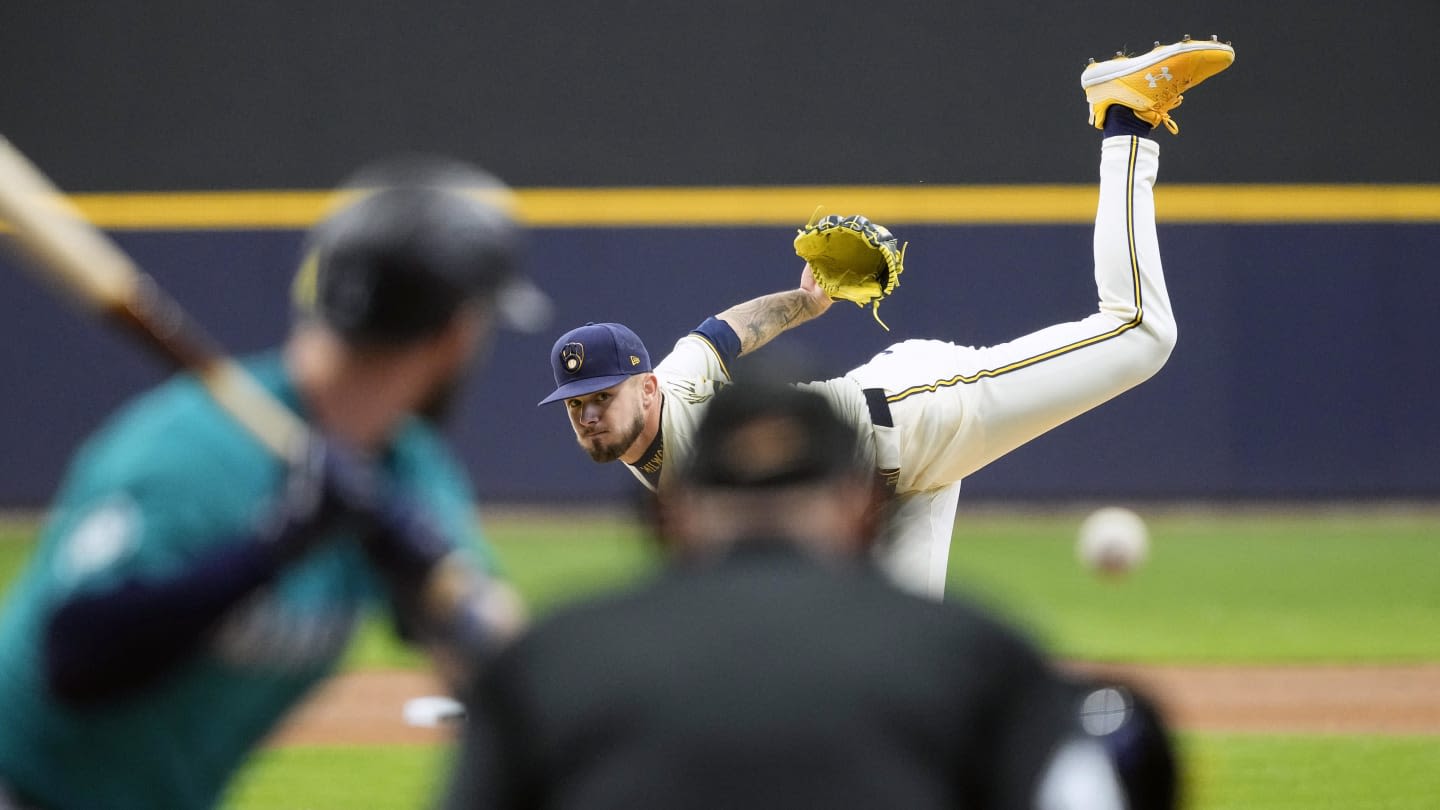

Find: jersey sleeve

[38,490,167,600]
[655,318,740,383]
[35,392,284,601]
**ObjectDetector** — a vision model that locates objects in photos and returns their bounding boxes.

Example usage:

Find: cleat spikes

[1211,34,1219,41]
[1182,34,1191,41]
[1088,57,1096,64]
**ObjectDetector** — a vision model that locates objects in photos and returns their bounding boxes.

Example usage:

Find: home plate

[403,695,466,727]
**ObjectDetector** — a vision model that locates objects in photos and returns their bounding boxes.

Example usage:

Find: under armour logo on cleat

[1145,67,1173,88]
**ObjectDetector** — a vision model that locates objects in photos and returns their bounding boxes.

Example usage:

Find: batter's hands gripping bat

[0,136,521,676]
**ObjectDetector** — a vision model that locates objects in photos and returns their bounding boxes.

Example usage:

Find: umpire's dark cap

[296,155,551,344]
[537,322,653,405]
[684,381,861,489]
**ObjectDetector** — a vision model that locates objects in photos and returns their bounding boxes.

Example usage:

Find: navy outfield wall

[3,219,1438,506]
[5,1,1437,506]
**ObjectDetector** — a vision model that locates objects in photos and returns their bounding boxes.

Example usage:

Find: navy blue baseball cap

[537,322,653,405]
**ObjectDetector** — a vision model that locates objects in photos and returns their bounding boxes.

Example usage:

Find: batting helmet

[294,155,549,344]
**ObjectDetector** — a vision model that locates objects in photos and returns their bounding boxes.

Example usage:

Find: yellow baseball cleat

[1082,35,1235,134]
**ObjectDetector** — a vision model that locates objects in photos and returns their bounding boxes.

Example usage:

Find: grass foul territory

[2,506,1437,810]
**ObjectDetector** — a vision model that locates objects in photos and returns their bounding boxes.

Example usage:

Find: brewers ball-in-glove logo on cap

[537,322,654,405]
[793,206,907,330]
[561,342,584,374]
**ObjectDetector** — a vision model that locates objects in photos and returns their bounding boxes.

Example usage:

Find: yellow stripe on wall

[73,191,338,230]
[66,184,1440,229]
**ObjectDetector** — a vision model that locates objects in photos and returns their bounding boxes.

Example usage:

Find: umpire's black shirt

[442,541,1090,810]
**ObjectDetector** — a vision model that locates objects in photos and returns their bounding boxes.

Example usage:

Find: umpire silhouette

[442,377,1176,809]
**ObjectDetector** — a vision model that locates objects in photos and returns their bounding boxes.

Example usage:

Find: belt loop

[863,388,900,492]
[863,388,893,427]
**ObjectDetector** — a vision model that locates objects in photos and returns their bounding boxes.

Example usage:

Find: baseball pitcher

[539,38,1235,598]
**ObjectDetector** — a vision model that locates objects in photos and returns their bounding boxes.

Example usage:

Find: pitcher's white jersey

[629,136,1176,599]
[622,333,735,493]
[623,334,876,494]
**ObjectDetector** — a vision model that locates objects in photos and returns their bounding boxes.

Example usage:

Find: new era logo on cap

[538,322,653,405]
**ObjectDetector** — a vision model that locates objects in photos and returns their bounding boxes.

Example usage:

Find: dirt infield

[267,663,1440,747]
[1064,662,1440,734]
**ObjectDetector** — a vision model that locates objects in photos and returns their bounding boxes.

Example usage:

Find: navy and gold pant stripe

[886,136,1146,406]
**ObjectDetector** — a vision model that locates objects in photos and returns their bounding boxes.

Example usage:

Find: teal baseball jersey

[0,354,494,810]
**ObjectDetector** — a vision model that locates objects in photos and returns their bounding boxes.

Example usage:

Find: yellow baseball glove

[793,207,906,329]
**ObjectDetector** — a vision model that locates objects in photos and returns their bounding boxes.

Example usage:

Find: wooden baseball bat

[0,135,308,464]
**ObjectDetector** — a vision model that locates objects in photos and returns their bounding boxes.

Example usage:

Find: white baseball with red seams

[1077,506,1149,575]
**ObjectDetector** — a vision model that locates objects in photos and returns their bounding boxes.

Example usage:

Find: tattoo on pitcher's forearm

[721,290,823,355]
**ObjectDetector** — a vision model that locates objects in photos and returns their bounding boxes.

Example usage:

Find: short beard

[418,374,464,427]
[582,409,646,463]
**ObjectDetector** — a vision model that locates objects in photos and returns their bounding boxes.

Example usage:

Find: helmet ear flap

[313,245,381,337]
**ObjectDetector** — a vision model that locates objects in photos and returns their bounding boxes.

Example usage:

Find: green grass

[0,519,37,595]
[4,507,1438,810]
[220,734,1440,810]
[374,506,1440,665]
[340,511,658,669]
[1181,734,1440,809]
[4,507,1439,665]
[222,745,451,810]
[942,509,1440,663]
[481,511,659,611]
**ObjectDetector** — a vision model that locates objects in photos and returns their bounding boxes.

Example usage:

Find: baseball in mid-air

[1076,506,1149,576]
